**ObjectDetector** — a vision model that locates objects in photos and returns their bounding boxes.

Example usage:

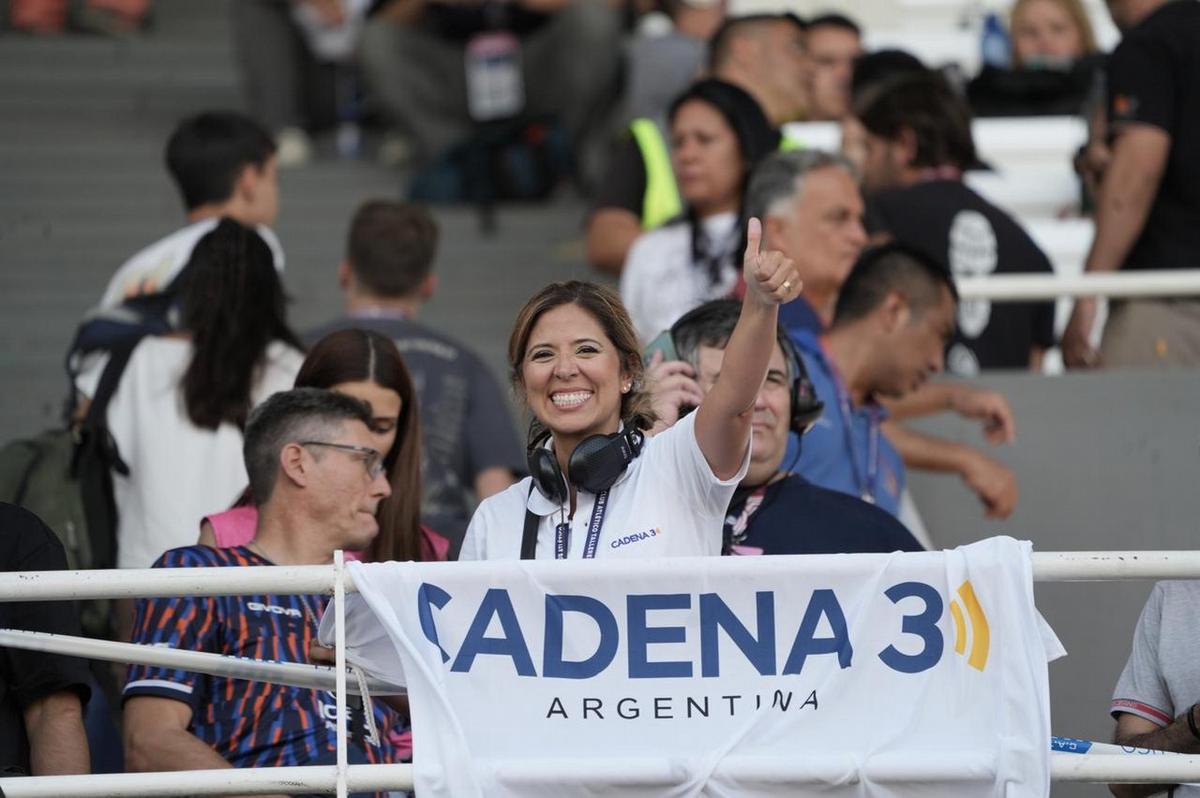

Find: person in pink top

[200,328,450,563]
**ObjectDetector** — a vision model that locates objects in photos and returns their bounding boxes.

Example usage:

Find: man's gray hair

[744,149,858,223]
[242,387,376,505]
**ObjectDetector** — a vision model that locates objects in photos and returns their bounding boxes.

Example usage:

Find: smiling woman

[459,219,803,561]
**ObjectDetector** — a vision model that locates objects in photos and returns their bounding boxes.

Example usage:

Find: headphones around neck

[527,427,646,506]
[643,303,824,435]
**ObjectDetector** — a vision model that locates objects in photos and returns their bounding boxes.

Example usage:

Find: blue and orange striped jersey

[123,545,399,770]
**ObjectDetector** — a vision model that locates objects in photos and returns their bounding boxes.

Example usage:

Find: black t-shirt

[725,474,921,555]
[967,56,1103,118]
[865,180,1056,374]
[0,503,91,774]
[1106,0,1200,271]
[589,133,648,217]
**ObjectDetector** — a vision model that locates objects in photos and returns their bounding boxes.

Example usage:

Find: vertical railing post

[334,551,348,798]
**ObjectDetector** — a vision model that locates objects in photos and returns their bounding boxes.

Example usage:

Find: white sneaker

[275,127,313,168]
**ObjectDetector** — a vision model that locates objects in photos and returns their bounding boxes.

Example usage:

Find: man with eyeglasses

[122,388,402,797]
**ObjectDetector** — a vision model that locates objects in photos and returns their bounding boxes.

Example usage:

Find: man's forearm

[24,691,89,775]
[882,421,969,473]
[1110,708,1200,798]
[879,383,957,421]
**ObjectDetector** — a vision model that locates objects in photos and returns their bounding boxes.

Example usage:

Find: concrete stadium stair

[0,0,596,443]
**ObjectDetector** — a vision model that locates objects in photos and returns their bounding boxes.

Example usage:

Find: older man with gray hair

[736,150,1021,528]
[743,150,868,340]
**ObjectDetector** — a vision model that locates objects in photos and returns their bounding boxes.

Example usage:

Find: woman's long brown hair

[297,329,429,562]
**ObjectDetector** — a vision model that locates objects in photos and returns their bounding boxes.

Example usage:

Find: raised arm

[695,218,800,479]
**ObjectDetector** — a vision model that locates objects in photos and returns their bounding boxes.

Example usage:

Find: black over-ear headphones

[643,301,824,435]
[527,427,645,506]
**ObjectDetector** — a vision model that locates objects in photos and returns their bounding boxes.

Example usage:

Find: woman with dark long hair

[86,217,304,571]
[620,78,780,343]
[199,328,449,563]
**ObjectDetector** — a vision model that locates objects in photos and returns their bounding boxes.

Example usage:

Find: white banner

[324,536,1065,797]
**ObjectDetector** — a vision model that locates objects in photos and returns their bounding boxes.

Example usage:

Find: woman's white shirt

[620,211,740,344]
[98,337,303,568]
[460,412,749,561]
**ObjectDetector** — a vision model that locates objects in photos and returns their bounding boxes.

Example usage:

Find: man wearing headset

[646,299,920,555]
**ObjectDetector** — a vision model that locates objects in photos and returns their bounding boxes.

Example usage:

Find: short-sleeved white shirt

[620,212,740,344]
[98,219,285,309]
[460,412,749,561]
[100,337,303,568]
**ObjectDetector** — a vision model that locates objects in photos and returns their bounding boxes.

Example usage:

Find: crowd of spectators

[2,0,1200,793]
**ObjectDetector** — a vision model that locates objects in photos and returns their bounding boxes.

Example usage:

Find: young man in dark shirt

[853,71,1056,376]
[306,200,524,552]
[0,503,91,776]
[1062,0,1200,368]
[647,300,921,555]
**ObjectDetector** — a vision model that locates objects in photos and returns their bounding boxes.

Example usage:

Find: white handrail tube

[956,270,1200,301]
[0,629,406,695]
[2,552,1200,604]
[0,764,414,797]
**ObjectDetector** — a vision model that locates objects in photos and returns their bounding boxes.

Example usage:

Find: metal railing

[0,550,1198,796]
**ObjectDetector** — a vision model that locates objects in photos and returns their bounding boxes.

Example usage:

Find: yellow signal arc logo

[949,580,990,671]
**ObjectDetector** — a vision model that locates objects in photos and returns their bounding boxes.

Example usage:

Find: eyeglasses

[298,441,386,481]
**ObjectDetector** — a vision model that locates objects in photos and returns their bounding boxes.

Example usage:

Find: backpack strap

[81,337,143,477]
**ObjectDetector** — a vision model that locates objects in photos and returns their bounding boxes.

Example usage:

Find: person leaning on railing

[123,389,402,798]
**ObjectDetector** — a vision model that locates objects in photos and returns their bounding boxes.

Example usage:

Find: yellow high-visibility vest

[629,118,804,230]
[629,118,683,230]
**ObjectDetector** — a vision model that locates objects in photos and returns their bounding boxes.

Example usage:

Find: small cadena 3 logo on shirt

[610,527,662,550]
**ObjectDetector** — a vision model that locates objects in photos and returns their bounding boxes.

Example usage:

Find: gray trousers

[230,0,339,134]
[360,1,621,164]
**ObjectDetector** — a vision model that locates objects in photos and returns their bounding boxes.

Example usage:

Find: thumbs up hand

[742,217,801,307]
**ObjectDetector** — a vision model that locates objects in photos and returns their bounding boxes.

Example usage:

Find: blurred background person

[802,13,864,122]
[306,200,523,551]
[968,0,1102,117]
[231,0,373,167]
[360,0,620,173]
[619,0,726,126]
[1062,0,1200,368]
[620,78,779,343]
[854,71,1056,375]
[97,112,283,311]
[586,12,807,275]
[77,219,303,637]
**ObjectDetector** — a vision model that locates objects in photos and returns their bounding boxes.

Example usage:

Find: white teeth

[551,391,592,408]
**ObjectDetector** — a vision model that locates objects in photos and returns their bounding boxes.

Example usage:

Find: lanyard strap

[554,489,610,560]
[523,487,611,560]
[726,484,769,549]
[822,341,881,504]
